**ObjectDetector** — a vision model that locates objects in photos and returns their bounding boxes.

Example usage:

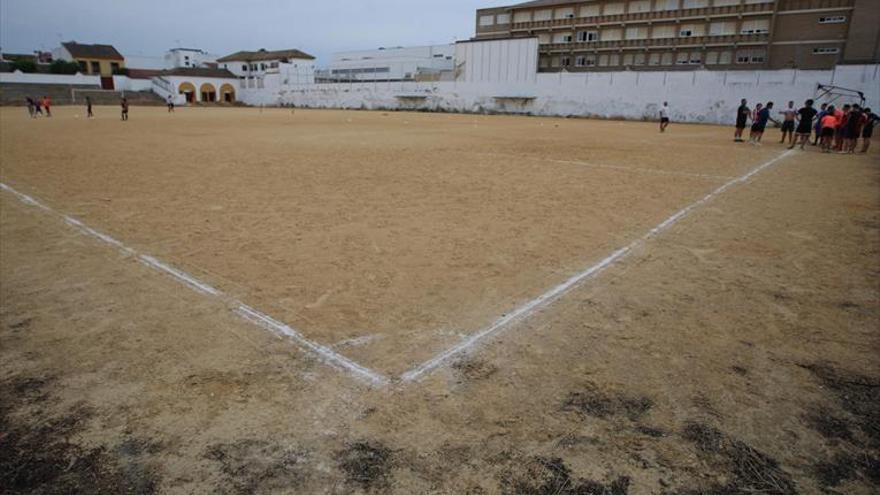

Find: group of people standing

[24,96,52,118]
[735,98,877,154]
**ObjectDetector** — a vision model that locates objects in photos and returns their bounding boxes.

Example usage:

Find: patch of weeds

[205,439,308,494]
[500,456,630,495]
[562,384,653,421]
[635,426,667,438]
[800,363,880,448]
[336,441,393,491]
[731,366,748,376]
[681,422,796,495]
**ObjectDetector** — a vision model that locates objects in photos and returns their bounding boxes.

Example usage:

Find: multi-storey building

[473,0,880,71]
[320,44,455,82]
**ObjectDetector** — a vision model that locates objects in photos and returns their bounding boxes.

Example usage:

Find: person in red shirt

[834,104,849,151]
[42,96,52,117]
[819,107,838,153]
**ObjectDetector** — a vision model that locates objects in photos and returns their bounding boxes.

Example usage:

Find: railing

[508,2,774,31]
[777,0,853,11]
[540,33,769,52]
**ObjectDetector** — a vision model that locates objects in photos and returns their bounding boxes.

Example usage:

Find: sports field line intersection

[0,149,793,387]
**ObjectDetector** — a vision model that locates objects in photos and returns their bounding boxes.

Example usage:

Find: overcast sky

[0,0,511,64]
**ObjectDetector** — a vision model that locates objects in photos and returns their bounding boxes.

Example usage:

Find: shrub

[49,60,80,74]
[112,66,129,76]
[11,59,37,73]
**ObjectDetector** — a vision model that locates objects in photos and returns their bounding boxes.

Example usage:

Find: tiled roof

[62,42,124,60]
[127,69,163,80]
[160,67,237,78]
[217,48,315,63]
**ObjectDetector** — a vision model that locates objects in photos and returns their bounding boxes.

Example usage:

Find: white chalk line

[478,152,736,181]
[0,182,389,387]
[401,150,795,382]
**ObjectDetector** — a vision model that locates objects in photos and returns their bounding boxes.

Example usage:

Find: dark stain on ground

[635,426,667,438]
[812,453,856,488]
[800,363,880,448]
[0,374,160,494]
[803,409,852,442]
[679,422,796,495]
[731,365,748,376]
[562,384,653,421]
[7,317,33,331]
[336,440,393,491]
[500,456,630,495]
[205,439,309,494]
[452,357,499,382]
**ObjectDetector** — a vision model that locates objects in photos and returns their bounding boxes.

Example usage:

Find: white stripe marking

[1,182,388,387]
[401,150,794,382]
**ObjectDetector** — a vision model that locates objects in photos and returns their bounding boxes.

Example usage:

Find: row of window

[545,19,769,43]
[544,48,767,68]
[330,67,392,75]
[480,0,774,26]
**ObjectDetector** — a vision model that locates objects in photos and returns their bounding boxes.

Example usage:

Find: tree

[11,59,37,73]
[49,60,80,74]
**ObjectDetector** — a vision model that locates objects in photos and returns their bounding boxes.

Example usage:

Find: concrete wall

[0,71,100,86]
[112,75,153,92]
[239,64,880,125]
[455,38,539,85]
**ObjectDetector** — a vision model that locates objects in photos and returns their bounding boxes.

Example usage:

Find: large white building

[321,44,455,82]
[164,48,217,69]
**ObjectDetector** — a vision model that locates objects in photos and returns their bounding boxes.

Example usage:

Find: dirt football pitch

[1,105,878,494]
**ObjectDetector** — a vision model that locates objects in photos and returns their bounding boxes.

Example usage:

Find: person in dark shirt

[734,98,750,142]
[842,104,865,154]
[860,108,877,154]
[25,97,36,118]
[86,96,94,118]
[120,97,129,121]
[790,99,817,150]
[813,103,828,146]
[749,102,776,145]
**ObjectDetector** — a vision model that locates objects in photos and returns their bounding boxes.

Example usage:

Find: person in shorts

[734,99,750,142]
[820,107,838,153]
[749,102,776,145]
[120,97,129,121]
[659,102,670,133]
[86,96,94,118]
[860,108,877,153]
[834,104,849,151]
[778,100,796,145]
[790,99,817,150]
[812,103,828,146]
[167,96,175,113]
[842,104,864,154]
[42,96,52,117]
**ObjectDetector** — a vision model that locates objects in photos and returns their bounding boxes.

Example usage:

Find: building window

[682,0,708,8]
[633,53,646,65]
[534,9,552,21]
[577,31,599,42]
[818,16,846,24]
[554,7,575,19]
[629,0,651,13]
[813,47,840,55]
[580,4,600,17]
[652,25,676,39]
[690,52,702,64]
[604,2,625,15]
[575,55,596,67]
[561,56,572,67]
[740,19,770,34]
[242,65,247,71]
[680,29,693,37]
[676,52,690,64]
[111,62,120,72]
[656,0,679,10]
[479,15,494,26]
[626,27,647,39]
[496,13,511,24]
[709,21,734,36]
[78,61,87,72]
[513,11,531,23]
[713,0,739,6]
[90,61,100,74]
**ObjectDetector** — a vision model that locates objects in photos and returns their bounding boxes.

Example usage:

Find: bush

[11,60,37,73]
[49,60,80,74]
[112,66,129,76]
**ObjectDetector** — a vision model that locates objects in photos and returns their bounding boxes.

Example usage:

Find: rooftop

[61,42,124,61]
[217,48,315,63]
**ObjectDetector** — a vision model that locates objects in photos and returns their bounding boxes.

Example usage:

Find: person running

[42,96,52,117]
[860,108,877,153]
[25,97,36,118]
[819,106,838,153]
[659,102,670,133]
[813,102,828,146]
[778,100,796,144]
[33,97,43,117]
[749,102,776,145]
[86,96,94,118]
[120,97,129,121]
[167,96,175,113]
[734,99,750,142]
[790,99,817,150]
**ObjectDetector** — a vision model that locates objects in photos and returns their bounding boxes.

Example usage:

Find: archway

[200,83,216,103]
[219,83,236,103]
[178,82,196,103]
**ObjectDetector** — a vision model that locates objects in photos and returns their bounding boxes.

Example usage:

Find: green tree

[49,60,80,74]
[11,59,37,73]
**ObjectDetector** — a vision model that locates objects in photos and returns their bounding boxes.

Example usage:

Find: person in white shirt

[659,102,670,133]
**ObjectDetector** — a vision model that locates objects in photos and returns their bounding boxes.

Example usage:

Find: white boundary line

[0,182,390,387]
[1,149,791,387]
[400,150,794,382]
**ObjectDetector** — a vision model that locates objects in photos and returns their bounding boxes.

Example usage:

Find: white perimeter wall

[239,64,880,125]
[455,38,538,85]
[0,71,100,86]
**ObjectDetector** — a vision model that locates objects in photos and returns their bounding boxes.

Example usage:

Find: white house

[216,48,316,88]
[164,48,217,69]
[152,67,238,104]
[321,44,455,82]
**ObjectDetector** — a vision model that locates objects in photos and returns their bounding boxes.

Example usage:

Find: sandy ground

[1,106,878,494]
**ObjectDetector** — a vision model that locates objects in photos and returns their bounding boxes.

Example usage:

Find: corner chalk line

[1,149,792,388]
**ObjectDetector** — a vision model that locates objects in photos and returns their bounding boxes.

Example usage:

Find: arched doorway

[219,83,236,103]
[200,83,216,103]
[178,82,196,103]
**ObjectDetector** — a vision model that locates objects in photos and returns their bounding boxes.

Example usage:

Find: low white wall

[239,65,880,125]
[113,75,153,92]
[0,71,101,86]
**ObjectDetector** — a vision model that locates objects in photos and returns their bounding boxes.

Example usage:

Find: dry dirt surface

[1,105,878,494]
